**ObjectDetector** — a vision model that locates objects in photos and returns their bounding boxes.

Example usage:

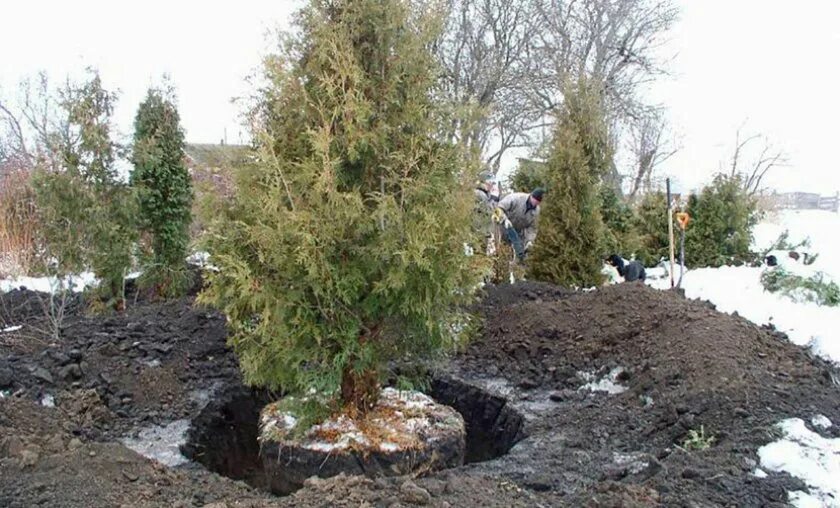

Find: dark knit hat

[531,188,545,202]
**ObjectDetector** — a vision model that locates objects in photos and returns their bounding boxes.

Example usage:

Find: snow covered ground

[0,272,98,294]
[758,417,840,508]
[649,209,840,366]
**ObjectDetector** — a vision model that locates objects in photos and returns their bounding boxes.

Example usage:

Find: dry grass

[0,170,39,279]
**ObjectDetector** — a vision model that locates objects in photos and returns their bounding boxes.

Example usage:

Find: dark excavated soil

[1,280,839,507]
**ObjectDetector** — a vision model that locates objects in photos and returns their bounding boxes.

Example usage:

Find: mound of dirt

[2,281,839,507]
[460,282,840,505]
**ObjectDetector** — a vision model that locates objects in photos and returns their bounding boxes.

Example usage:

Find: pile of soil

[461,282,840,505]
[1,280,839,507]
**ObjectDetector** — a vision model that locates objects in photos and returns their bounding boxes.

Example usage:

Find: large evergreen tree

[528,81,610,287]
[132,87,193,296]
[199,0,479,415]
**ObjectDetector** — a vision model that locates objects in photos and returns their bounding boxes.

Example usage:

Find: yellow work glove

[492,208,505,224]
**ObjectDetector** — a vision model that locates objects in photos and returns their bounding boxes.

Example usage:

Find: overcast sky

[2,0,839,195]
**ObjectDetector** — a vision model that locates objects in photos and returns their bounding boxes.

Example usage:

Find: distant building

[769,191,839,212]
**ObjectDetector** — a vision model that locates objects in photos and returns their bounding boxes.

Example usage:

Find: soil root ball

[259,388,465,495]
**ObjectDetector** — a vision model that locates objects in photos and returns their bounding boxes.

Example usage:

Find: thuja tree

[685,174,758,268]
[35,71,136,309]
[528,81,610,287]
[600,185,638,256]
[132,87,193,297]
[632,191,671,266]
[199,0,480,415]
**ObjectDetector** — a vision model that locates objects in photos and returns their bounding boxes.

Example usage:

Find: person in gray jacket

[495,188,544,261]
[473,172,500,255]
[474,171,499,215]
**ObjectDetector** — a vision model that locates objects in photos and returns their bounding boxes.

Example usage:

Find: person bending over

[494,188,544,261]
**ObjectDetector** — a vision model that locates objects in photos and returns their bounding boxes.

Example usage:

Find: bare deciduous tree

[627,109,678,198]
[532,0,679,121]
[437,0,546,173]
[728,125,788,196]
[437,0,677,175]
[0,73,75,177]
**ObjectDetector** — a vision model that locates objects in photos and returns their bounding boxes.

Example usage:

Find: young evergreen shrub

[528,82,608,287]
[632,192,671,267]
[685,174,757,268]
[198,0,480,415]
[34,72,136,309]
[600,185,639,256]
[132,87,193,297]
[508,158,548,193]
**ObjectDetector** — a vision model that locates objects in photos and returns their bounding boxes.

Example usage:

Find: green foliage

[685,174,757,268]
[198,0,481,414]
[632,192,671,267]
[33,71,136,308]
[132,87,193,297]
[600,185,639,256]
[32,171,94,276]
[528,81,608,287]
[508,158,548,193]
[765,229,809,253]
[682,425,715,451]
[761,268,840,306]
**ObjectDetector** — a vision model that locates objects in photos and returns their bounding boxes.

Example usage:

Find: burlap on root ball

[258,388,465,495]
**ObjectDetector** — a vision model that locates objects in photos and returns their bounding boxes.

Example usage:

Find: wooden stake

[667,178,676,288]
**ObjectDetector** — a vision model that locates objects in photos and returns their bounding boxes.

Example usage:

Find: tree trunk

[340,367,380,414]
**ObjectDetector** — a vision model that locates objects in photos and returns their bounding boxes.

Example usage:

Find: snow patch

[186,251,219,272]
[753,468,768,478]
[1,325,22,333]
[0,272,97,294]
[758,418,840,507]
[812,415,833,430]
[40,394,55,408]
[122,419,191,467]
[601,263,621,285]
[260,388,463,454]
[789,490,828,508]
[578,367,628,394]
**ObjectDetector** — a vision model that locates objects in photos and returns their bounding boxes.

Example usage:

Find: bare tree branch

[627,108,679,199]
[727,124,789,196]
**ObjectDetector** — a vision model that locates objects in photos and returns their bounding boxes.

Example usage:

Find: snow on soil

[39,393,55,408]
[578,367,628,394]
[648,210,840,365]
[260,388,459,453]
[121,419,191,468]
[0,272,98,294]
[1,325,22,333]
[758,417,840,508]
[812,415,833,430]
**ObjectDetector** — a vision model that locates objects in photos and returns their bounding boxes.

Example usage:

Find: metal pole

[667,178,675,288]
[678,228,685,288]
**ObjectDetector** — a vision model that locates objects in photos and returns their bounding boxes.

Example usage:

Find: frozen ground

[649,209,840,366]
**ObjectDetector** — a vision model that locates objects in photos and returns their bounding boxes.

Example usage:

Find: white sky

[2,0,838,195]
[648,0,840,194]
